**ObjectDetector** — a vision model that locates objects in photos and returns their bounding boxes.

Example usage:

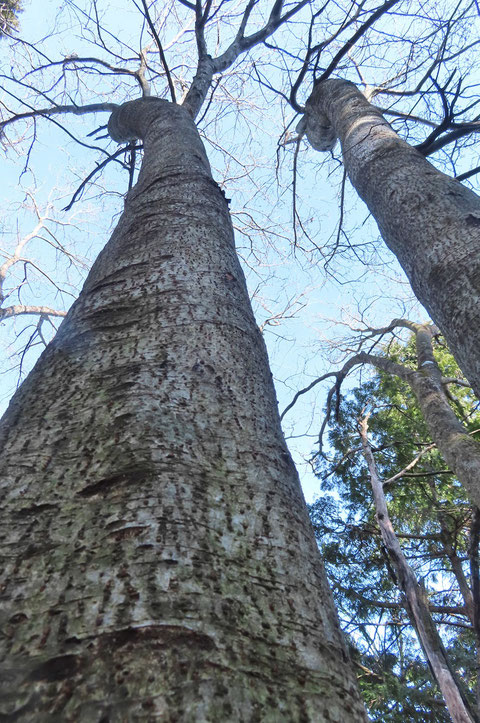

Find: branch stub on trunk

[108,97,177,143]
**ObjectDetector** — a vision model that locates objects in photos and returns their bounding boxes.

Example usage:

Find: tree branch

[0,102,118,134]
[140,0,176,102]
[0,305,67,320]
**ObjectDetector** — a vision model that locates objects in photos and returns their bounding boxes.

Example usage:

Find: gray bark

[304,79,480,399]
[407,323,480,514]
[0,98,366,721]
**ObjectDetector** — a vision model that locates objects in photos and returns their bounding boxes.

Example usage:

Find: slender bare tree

[358,411,476,723]
[305,327,480,718]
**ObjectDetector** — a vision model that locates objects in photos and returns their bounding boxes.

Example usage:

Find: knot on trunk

[300,79,365,153]
[108,97,174,143]
[299,105,337,152]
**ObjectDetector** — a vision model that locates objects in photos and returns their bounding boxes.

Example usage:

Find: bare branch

[62,144,143,211]
[183,0,316,117]
[0,305,67,320]
[139,0,176,102]
[314,0,403,86]
[0,102,118,134]
[383,443,437,487]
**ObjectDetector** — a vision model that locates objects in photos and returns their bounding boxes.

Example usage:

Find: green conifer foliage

[311,337,480,721]
[0,0,22,36]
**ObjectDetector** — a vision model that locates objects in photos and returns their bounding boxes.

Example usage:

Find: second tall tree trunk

[304,78,480,400]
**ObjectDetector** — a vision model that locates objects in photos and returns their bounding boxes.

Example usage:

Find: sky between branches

[3,0,480,499]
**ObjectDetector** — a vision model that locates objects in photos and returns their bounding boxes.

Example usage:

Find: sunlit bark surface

[305,78,480,400]
[0,98,366,721]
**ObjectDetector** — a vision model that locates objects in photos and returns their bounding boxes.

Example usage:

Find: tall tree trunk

[0,98,366,721]
[303,79,480,399]
[358,415,477,723]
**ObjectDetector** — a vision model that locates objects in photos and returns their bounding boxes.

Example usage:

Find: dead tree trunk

[303,78,480,399]
[0,98,366,721]
[358,415,476,723]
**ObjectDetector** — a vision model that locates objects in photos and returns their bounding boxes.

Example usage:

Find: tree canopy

[2,1,480,400]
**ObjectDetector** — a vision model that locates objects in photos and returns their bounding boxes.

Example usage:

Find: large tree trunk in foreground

[358,415,476,723]
[303,78,480,399]
[0,98,366,721]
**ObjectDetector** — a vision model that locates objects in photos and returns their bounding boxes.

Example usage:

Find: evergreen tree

[0,0,22,36]
[311,337,480,720]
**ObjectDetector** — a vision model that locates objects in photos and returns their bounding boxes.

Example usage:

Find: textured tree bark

[358,416,477,723]
[0,98,366,721]
[303,79,480,399]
